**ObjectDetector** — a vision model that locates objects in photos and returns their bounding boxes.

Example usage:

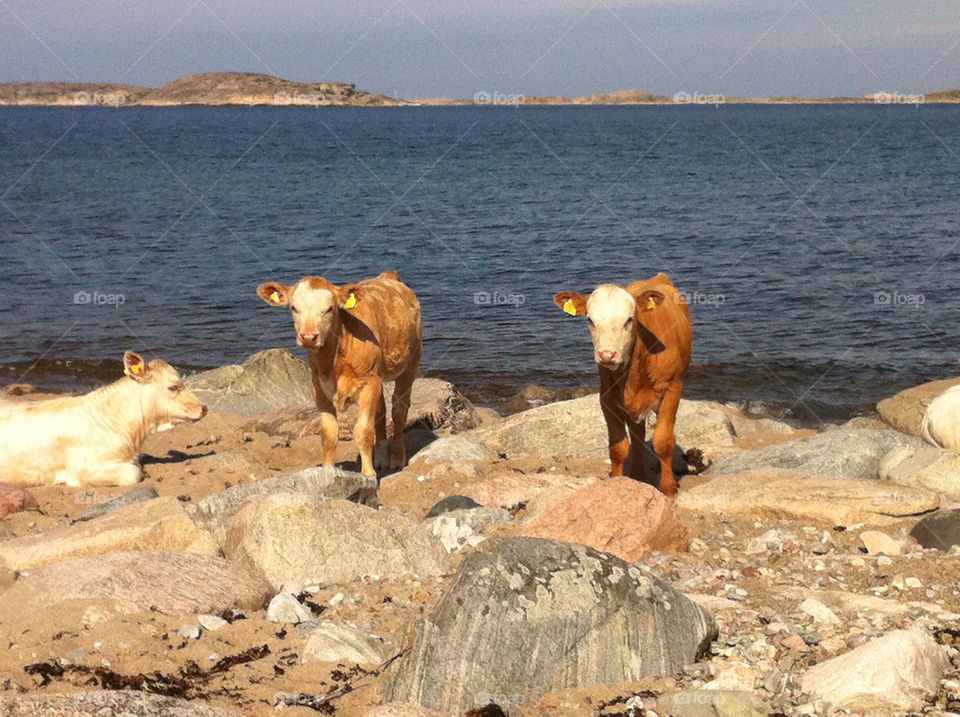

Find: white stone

[800,627,948,712]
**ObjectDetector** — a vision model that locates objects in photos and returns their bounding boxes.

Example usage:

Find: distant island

[0,72,954,107]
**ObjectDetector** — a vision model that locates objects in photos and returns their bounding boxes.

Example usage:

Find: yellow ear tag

[343,292,357,309]
[125,362,143,377]
[647,296,657,310]
[269,291,280,303]
[563,299,577,316]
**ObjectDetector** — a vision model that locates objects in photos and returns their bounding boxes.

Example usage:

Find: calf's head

[555,284,666,369]
[123,351,207,426]
[257,277,358,348]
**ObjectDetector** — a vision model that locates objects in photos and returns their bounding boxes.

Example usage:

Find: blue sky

[1,0,958,98]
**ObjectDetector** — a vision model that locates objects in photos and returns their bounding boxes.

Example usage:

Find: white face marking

[586,285,636,367]
[289,284,337,346]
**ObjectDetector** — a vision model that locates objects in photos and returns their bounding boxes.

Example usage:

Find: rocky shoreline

[1,72,957,107]
[2,348,960,715]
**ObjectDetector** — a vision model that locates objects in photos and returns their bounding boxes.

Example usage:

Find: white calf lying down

[922,384,960,452]
[0,352,207,487]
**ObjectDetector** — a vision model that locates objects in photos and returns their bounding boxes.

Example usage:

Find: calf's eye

[290,306,299,314]
[624,316,633,326]
[168,385,180,393]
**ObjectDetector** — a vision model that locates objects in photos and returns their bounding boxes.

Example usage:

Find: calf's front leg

[61,461,141,488]
[353,377,383,477]
[313,389,339,467]
[652,383,683,498]
[600,397,629,477]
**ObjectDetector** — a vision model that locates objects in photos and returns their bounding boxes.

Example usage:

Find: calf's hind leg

[389,366,417,471]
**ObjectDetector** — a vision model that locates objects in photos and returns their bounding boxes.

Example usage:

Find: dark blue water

[1,104,959,421]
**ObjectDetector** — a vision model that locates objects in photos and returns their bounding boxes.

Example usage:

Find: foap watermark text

[474,290,525,307]
[873,290,924,308]
[674,91,725,107]
[74,290,125,307]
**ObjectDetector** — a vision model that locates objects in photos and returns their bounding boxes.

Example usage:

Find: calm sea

[1,104,959,422]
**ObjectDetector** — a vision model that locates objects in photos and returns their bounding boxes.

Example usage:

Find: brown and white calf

[257,270,422,477]
[555,273,692,497]
[0,352,207,487]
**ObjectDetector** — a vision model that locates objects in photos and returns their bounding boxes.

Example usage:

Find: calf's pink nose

[299,332,319,343]
[597,349,619,363]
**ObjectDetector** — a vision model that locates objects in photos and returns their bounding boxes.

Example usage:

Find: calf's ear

[554,291,587,316]
[123,351,150,381]
[338,284,360,310]
[636,289,666,311]
[257,282,290,306]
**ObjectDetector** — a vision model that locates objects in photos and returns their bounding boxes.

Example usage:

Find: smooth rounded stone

[0,496,219,573]
[198,613,228,631]
[801,627,948,712]
[0,482,39,519]
[706,428,922,479]
[878,443,960,499]
[798,597,841,625]
[859,530,903,556]
[411,435,492,465]
[425,507,511,552]
[424,495,483,518]
[462,395,735,460]
[910,509,960,550]
[266,592,314,624]
[382,537,717,714]
[177,622,201,639]
[188,464,379,546]
[0,550,271,616]
[185,348,313,416]
[878,376,960,438]
[677,469,939,526]
[301,621,391,668]
[71,484,158,524]
[518,477,689,560]
[224,493,449,591]
[0,691,244,716]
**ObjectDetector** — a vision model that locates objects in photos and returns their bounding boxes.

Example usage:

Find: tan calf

[257,270,422,476]
[0,352,207,487]
[555,273,692,497]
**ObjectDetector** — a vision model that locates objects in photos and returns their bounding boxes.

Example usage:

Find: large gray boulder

[0,692,243,716]
[707,428,922,479]
[186,348,312,416]
[463,395,734,460]
[187,465,378,546]
[246,376,483,436]
[224,493,450,591]
[0,550,270,616]
[382,537,717,714]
